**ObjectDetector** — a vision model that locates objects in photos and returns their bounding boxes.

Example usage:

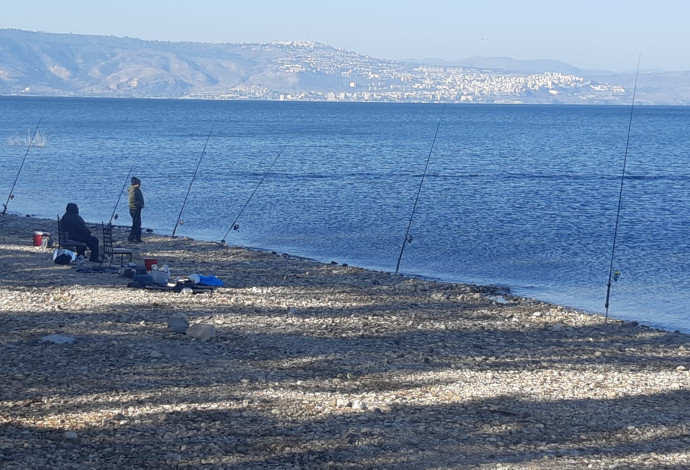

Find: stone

[352,400,367,410]
[40,334,75,344]
[167,316,190,334]
[4,213,690,470]
[186,323,216,341]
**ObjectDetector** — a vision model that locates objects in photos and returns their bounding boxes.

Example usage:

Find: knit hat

[131,177,141,185]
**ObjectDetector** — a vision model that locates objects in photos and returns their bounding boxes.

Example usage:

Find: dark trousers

[128,208,142,242]
[75,235,100,262]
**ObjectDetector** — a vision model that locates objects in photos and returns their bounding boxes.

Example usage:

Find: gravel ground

[1,213,689,469]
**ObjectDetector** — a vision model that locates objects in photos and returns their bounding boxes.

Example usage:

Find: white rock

[352,400,367,410]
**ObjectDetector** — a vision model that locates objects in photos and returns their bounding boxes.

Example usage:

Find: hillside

[0,29,687,105]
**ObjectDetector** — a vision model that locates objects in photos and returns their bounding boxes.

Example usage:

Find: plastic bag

[189,274,223,286]
[53,248,76,265]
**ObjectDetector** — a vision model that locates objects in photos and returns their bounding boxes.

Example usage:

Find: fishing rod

[604,55,641,321]
[395,107,445,275]
[220,148,284,244]
[171,128,213,238]
[108,158,137,225]
[2,116,42,216]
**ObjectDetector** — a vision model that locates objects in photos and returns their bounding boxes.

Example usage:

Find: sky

[1,0,687,72]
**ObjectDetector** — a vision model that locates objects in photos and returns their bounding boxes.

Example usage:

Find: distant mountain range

[0,29,688,105]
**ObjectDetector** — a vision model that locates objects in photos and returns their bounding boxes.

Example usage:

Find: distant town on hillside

[0,29,688,105]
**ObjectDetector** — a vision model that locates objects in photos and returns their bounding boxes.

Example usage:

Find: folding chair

[102,222,134,266]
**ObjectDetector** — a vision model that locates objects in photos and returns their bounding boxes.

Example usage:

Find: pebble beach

[1,213,689,469]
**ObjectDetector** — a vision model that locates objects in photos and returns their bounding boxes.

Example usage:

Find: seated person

[61,203,101,262]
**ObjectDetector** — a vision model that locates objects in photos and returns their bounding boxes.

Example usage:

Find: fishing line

[395,107,445,275]
[108,156,137,225]
[2,116,42,216]
[171,128,213,237]
[220,148,284,244]
[604,55,641,321]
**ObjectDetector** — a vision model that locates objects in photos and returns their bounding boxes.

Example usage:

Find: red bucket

[33,231,51,247]
[144,258,159,271]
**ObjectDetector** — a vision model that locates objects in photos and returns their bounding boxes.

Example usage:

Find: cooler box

[151,266,170,285]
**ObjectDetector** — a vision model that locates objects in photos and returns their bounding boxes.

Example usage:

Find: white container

[151,265,170,285]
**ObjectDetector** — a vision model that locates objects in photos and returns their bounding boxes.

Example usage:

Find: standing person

[61,203,101,262]
[128,176,145,243]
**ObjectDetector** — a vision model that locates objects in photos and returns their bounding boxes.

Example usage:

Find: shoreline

[1,212,689,468]
[5,208,683,335]
[3,209,688,336]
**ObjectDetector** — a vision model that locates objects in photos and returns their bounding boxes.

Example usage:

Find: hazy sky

[1,0,687,72]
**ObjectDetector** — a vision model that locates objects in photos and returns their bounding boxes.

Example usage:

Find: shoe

[135,239,144,243]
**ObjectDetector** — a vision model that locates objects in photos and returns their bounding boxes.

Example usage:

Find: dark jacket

[61,203,91,240]
[128,184,145,210]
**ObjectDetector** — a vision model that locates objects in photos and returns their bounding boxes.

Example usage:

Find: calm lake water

[1,97,689,332]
